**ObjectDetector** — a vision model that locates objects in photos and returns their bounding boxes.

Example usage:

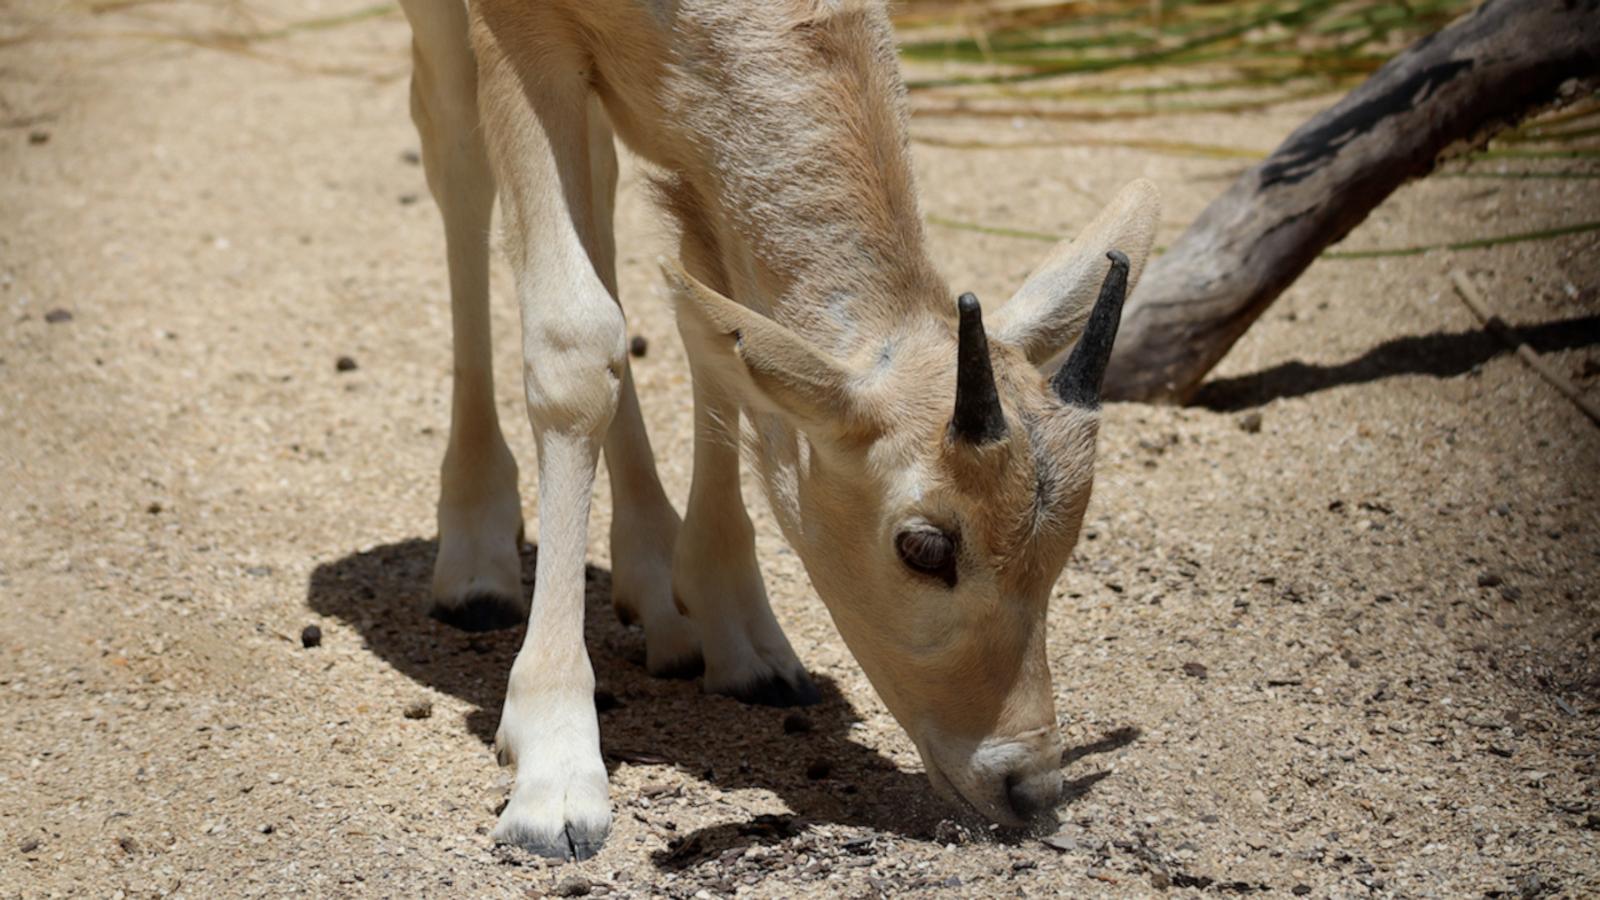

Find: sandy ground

[3,1,1599,897]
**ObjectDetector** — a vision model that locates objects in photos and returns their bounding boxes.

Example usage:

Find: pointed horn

[1053,250,1130,409]
[950,293,1008,444]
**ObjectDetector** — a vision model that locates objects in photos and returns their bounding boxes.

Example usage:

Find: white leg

[671,259,817,707]
[401,0,524,631]
[582,100,702,677]
[474,19,616,860]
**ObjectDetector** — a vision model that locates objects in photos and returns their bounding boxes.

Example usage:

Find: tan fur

[400,0,1160,850]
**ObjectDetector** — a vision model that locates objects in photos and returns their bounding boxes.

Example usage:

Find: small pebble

[1292,885,1311,896]
[18,838,39,853]
[556,875,592,897]
[805,758,831,780]
[400,148,420,165]
[301,625,322,648]
[146,502,163,515]
[1182,661,1209,679]
[259,823,275,834]
[398,193,419,205]
[44,308,73,324]
[403,699,433,720]
[28,129,49,145]
[1477,572,1503,588]
[1040,832,1076,852]
[1238,411,1263,433]
[335,355,358,373]
[117,836,138,854]
[629,335,649,358]
[782,713,813,735]
[1499,585,1522,603]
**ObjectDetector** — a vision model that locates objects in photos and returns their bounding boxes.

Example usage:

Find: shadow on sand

[1193,313,1600,411]
[306,537,1135,864]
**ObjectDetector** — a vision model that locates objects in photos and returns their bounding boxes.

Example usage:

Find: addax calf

[395,0,1158,860]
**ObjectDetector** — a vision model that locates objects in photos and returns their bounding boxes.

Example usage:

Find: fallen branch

[1103,0,1600,403]
[1449,271,1600,427]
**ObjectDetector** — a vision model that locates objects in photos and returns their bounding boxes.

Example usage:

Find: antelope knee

[520,285,627,438]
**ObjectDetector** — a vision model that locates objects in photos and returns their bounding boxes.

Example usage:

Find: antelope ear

[662,260,868,438]
[991,179,1160,367]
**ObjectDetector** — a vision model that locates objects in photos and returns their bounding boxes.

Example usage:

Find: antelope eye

[895,528,958,587]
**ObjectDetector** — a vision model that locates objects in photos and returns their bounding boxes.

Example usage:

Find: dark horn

[1053,250,1130,409]
[950,292,1008,444]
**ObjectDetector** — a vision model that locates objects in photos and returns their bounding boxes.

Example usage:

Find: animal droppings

[555,876,592,896]
[782,713,813,735]
[629,335,649,358]
[44,308,73,324]
[300,625,322,648]
[335,355,358,372]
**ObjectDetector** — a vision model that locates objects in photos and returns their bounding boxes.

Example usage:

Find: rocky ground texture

[2,1,1598,897]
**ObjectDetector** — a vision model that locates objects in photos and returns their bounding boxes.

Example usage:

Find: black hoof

[567,823,606,861]
[496,822,607,862]
[430,593,525,632]
[727,670,822,707]
[650,651,705,681]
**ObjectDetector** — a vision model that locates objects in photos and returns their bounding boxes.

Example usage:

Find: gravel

[782,713,813,735]
[3,4,1597,897]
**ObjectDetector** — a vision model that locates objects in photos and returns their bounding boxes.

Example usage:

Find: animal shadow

[305,537,1134,859]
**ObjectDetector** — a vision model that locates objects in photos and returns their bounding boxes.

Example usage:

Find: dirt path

[3,2,1598,897]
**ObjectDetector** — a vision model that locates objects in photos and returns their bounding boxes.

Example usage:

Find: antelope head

[668,180,1159,827]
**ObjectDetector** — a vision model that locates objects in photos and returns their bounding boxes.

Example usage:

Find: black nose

[1005,768,1065,821]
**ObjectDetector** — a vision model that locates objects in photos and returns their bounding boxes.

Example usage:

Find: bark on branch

[1103,0,1600,404]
